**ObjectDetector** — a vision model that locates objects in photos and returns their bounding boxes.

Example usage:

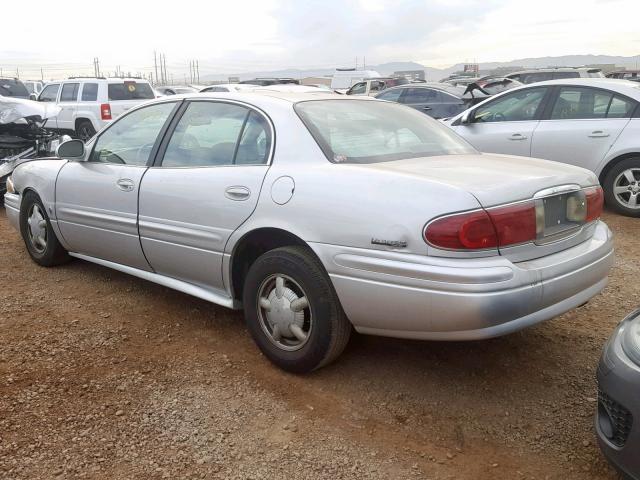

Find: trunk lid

[365,153,598,207]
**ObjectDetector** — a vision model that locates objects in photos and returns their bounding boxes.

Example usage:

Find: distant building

[392,70,425,81]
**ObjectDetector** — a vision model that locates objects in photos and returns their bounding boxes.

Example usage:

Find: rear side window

[39,84,59,102]
[81,83,98,101]
[60,83,79,101]
[108,82,155,100]
[550,87,634,119]
[521,72,553,84]
[0,80,30,97]
[161,102,249,167]
[402,88,438,104]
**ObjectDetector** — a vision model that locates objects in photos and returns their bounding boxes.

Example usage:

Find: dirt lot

[0,208,636,480]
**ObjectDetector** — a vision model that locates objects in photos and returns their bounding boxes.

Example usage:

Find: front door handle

[508,133,527,141]
[422,106,432,111]
[588,130,610,138]
[225,186,251,201]
[116,178,135,192]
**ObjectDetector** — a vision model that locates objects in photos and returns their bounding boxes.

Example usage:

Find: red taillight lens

[425,210,498,250]
[488,202,537,247]
[425,202,537,251]
[585,186,604,222]
[100,103,112,120]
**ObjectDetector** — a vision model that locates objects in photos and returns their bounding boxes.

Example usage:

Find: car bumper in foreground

[311,220,614,340]
[596,308,640,480]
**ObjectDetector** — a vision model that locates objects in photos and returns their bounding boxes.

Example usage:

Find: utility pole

[196,60,200,83]
[41,67,44,81]
[154,51,159,85]
[189,60,193,83]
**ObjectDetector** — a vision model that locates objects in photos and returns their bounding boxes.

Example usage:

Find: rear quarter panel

[598,118,640,176]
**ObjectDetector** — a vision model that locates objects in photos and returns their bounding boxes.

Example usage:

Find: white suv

[37,77,156,141]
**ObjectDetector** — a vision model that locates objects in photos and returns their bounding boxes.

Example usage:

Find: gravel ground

[0,208,635,479]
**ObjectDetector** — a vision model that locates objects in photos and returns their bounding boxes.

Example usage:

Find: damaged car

[1,96,68,200]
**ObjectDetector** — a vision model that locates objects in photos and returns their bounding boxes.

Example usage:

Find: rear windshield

[0,79,29,98]
[295,100,476,164]
[108,82,154,101]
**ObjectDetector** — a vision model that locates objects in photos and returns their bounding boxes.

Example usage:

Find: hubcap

[613,168,640,209]
[257,274,312,351]
[27,204,47,253]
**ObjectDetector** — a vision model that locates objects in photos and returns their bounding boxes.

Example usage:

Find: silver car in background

[4,93,614,372]
[445,79,640,216]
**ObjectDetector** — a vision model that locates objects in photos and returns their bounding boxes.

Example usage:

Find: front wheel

[243,246,351,373]
[19,192,70,266]
[603,158,640,217]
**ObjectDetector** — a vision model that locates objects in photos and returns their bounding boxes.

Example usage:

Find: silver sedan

[4,93,614,372]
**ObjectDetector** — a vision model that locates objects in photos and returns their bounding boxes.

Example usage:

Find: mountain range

[202,54,640,82]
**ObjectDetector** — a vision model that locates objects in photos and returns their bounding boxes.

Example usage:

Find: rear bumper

[4,192,20,229]
[310,220,614,340]
[596,309,640,480]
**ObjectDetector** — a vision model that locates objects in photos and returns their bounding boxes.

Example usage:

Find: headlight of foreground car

[621,309,640,366]
[6,175,15,194]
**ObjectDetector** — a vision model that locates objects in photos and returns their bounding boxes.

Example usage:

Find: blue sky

[1,0,638,80]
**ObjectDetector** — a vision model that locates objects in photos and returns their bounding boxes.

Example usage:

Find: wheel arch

[599,152,640,185]
[74,117,97,132]
[229,227,319,302]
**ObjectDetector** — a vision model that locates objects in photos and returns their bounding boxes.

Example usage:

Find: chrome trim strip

[69,252,240,309]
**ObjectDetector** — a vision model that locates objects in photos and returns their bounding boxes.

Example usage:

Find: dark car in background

[597,308,640,480]
[374,79,521,119]
[607,70,640,83]
[0,78,31,99]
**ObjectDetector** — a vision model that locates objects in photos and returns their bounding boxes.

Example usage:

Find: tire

[19,191,70,267]
[242,246,351,373]
[603,157,640,217]
[75,120,96,143]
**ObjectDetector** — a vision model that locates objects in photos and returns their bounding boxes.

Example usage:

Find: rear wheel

[603,158,640,217]
[75,120,96,142]
[242,246,351,373]
[19,191,70,266]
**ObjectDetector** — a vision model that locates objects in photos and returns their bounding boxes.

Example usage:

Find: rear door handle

[588,130,610,138]
[116,178,135,192]
[508,133,527,140]
[422,106,432,111]
[225,186,251,201]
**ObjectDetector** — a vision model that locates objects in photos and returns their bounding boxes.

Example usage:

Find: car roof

[163,91,375,106]
[381,82,466,97]
[509,67,600,74]
[520,78,640,96]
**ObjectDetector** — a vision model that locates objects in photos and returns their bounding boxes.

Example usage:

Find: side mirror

[461,110,474,124]
[56,139,86,160]
[29,93,37,101]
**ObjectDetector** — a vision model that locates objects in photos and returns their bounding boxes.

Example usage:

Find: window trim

[87,100,182,167]
[151,98,276,169]
[540,85,638,121]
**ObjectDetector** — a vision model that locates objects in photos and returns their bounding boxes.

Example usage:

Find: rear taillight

[585,186,604,222]
[489,202,537,247]
[100,103,112,120]
[425,210,498,250]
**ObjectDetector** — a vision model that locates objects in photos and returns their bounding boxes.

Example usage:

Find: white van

[330,69,382,91]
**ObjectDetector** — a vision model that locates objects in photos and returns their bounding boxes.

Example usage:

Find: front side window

[295,99,476,164]
[474,87,547,123]
[39,84,59,102]
[552,72,580,80]
[90,102,176,165]
[162,102,266,167]
[348,82,367,95]
[550,87,625,120]
[60,83,79,102]
[81,83,98,101]
[376,88,403,102]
